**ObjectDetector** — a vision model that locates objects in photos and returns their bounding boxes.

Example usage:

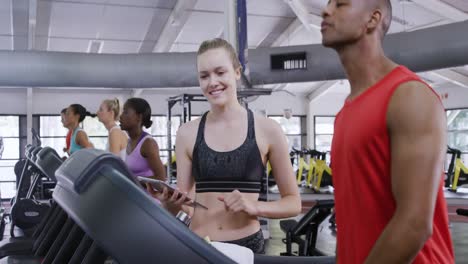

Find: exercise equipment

[457,208,468,217]
[11,145,37,205]
[24,148,333,264]
[164,153,177,182]
[310,151,333,193]
[13,159,27,189]
[286,148,333,193]
[445,147,457,187]
[294,149,310,186]
[9,147,61,237]
[280,199,335,257]
[0,201,60,258]
[446,146,468,192]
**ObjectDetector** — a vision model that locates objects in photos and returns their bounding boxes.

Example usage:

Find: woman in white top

[97,98,128,160]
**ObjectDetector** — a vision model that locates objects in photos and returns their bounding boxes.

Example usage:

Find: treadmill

[48,149,335,264]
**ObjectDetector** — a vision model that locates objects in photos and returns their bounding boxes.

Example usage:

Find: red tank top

[331,66,454,264]
[66,130,72,150]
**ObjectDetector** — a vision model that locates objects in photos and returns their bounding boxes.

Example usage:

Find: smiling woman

[147,38,301,254]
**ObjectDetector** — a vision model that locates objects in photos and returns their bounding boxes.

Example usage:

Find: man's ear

[367,9,383,33]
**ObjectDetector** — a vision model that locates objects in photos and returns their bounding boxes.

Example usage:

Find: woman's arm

[76,130,94,148]
[146,124,196,216]
[258,120,301,218]
[174,125,196,216]
[108,129,124,155]
[141,138,167,181]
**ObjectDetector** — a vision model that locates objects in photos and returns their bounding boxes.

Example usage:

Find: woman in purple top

[120,98,166,181]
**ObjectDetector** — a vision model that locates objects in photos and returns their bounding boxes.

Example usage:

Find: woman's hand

[146,184,190,215]
[218,190,259,216]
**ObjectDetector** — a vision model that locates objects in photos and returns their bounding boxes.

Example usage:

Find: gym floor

[264,216,468,264]
[264,190,468,263]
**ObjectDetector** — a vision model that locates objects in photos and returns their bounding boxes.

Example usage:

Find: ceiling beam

[409,1,468,89]
[137,0,197,95]
[152,0,198,53]
[12,0,29,50]
[266,18,303,47]
[431,69,468,89]
[284,0,322,32]
[411,0,468,22]
[447,110,461,126]
[138,1,175,53]
[28,0,37,50]
[35,0,52,51]
[284,0,339,98]
[131,89,144,97]
[271,83,295,96]
[307,81,339,101]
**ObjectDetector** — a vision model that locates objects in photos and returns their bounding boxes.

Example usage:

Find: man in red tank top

[321,0,454,263]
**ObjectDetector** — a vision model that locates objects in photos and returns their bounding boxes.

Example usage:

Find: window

[145,116,181,164]
[189,115,201,121]
[40,115,108,156]
[82,117,108,150]
[39,114,182,165]
[447,109,468,164]
[314,116,335,152]
[0,116,20,199]
[40,116,69,157]
[269,116,304,150]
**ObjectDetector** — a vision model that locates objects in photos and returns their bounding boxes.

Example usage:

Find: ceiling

[1,0,468,97]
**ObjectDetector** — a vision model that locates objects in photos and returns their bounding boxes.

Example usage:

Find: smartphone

[137,177,208,210]
[138,177,183,198]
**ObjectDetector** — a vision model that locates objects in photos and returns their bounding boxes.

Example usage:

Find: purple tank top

[125,133,154,177]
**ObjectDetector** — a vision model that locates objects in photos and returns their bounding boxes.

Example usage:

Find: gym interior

[0,0,467,263]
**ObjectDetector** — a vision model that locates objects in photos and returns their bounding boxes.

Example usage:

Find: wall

[0,88,27,114]
[306,80,349,148]
[0,88,309,116]
[31,88,131,114]
[437,85,468,109]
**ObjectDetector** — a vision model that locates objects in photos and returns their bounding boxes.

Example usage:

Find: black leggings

[221,229,265,254]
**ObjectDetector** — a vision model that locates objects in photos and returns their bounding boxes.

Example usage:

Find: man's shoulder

[387,80,444,132]
[392,80,439,104]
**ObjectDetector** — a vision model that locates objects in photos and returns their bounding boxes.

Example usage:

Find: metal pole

[167,100,172,183]
[224,0,237,51]
[188,96,192,121]
[26,88,33,145]
[182,95,187,123]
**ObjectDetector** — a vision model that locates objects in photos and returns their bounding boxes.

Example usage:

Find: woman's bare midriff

[190,192,261,241]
